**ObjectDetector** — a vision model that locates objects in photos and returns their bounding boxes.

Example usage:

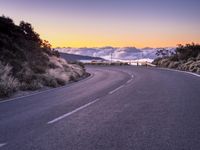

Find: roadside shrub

[169,55,179,61]
[55,78,66,86]
[20,80,43,91]
[152,57,162,65]
[176,43,200,61]
[43,76,58,88]
[168,61,180,69]
[153,43,200,73]
[0,63,19,97]
[69,75,76,81]
[30,65,46,74]
[48,62,58,69]
[47,68,70,82]
[70,61,85,68]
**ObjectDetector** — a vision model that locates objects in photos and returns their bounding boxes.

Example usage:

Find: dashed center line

[48,74,134,124]
[109,74,134,94]
[109,85,124,95]
[47,98,100,124]
[0,143,7,148]
[126,79,133,84]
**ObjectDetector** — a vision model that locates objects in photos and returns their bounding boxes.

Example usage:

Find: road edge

[0,72,94,104]
[155,67,200,78]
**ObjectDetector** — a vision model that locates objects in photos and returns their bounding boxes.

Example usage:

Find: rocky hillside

[153,44,200,74]
[0,16,86,98]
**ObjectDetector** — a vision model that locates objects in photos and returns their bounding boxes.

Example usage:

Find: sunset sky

[0,0,200,48]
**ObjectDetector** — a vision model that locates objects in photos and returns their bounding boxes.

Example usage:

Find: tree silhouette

[176,43,200,60]
[19,21,42,45]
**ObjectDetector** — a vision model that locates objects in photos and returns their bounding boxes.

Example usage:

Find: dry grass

[0,63,19,97]
[0,56,85,98]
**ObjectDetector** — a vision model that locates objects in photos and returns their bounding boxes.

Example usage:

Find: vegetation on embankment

[0,16,86,98]
[153,43,200,74]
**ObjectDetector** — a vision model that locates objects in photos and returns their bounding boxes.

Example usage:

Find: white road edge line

[109,85,124,95]
[0,143,7,148]
[187,72,200,77]
[47,98,100,124]
[160,68,200,78]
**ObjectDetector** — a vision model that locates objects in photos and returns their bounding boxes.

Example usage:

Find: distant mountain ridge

[60,52,104,62]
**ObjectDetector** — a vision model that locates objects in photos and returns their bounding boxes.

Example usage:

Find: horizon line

[53,45,177,49]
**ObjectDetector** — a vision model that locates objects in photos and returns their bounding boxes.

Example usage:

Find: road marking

[187,72,200,77]
[160,68,200,78]
[126,79,133,84]
[47,98,100,124]
[0,143,7,148]
[109,85,124,95]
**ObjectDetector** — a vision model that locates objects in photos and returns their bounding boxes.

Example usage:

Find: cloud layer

[57,47,174,61]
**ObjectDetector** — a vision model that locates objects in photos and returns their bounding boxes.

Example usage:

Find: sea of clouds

[56,47,174,62]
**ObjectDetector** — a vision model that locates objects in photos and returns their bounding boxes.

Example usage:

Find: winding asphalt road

[0,66,200,150]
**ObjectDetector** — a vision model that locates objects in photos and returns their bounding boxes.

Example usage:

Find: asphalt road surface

[0,66,200,150]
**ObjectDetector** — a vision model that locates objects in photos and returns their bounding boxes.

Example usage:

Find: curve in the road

[0,66,200,150]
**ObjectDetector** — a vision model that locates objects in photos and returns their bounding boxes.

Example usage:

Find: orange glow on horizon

[37,25,200,48]
[43,35,200,48]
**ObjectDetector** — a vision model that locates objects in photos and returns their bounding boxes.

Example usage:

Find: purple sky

[1,0,200,47]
